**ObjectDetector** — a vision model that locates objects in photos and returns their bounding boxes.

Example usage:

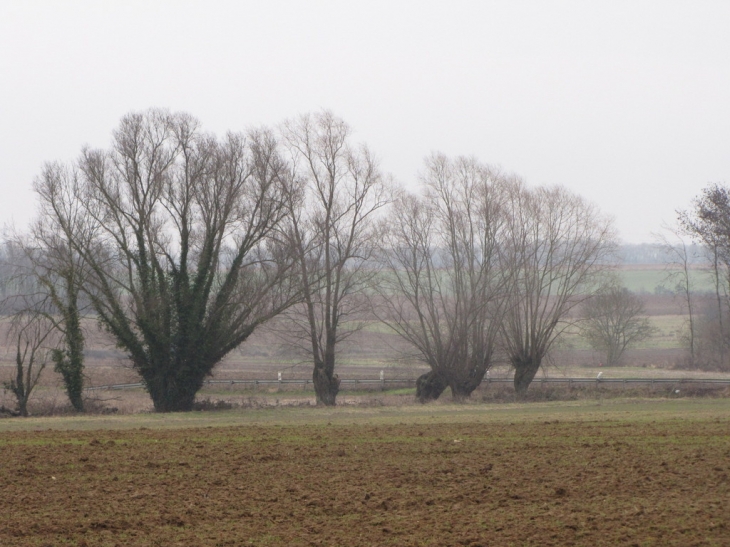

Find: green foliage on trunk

[35,110,298,412]
[51,290,85,412]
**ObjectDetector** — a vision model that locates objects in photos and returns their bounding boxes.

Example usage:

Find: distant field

[1,399,729,546]
[0,264,720,416]
[617,265,713,294]
[561,314,686,353]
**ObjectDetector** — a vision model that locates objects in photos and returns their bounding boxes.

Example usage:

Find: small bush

[192,398,237,411]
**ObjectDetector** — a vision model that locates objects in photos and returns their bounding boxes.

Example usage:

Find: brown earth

[1,418,729,546]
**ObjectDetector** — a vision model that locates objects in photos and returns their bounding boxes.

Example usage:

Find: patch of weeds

[192,398,238,411]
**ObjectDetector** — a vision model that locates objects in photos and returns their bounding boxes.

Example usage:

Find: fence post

[380,370,385,391]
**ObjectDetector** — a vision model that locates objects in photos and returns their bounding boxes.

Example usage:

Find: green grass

[645,314,687,349]
[1,397,729,433]
[617,266,714,294]
[557,313,688,351]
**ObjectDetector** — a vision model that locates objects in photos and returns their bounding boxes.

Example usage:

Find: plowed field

[1,413,729,546]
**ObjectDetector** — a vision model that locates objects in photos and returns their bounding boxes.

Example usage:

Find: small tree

[581,283,655,366]
[678,183,730,369]
[3,309,54,417]
[7,210,90,412]
[654,226,699,367]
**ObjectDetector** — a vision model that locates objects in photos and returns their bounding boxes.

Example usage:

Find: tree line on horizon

[0,109,724,415]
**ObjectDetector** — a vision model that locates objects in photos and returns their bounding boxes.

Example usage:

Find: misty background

[1,1,728,243]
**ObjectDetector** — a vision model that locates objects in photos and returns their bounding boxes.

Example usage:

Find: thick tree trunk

[449,365,489,401]
[449,380,478,401]
[416,370,449,402]
[513,357,541,396]
[606,344,621,368]
[66,384,85,413]
[11,357,30,417]
[313,364,340,406]
[143,370,205,412]
[52,325,85,412]
[56,299,84,412]
[312,336,340,406]
[52,290,85,412]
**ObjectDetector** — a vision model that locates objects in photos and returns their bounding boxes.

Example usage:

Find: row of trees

[376,156,618,400]
[670,184,730,370]
[2,108,647,413]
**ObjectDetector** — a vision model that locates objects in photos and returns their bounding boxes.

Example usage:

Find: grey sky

[1,1,728,243]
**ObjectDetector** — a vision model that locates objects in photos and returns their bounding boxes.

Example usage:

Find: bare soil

[1,416,729,546]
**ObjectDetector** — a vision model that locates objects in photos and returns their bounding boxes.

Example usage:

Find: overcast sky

[1,1,728,243]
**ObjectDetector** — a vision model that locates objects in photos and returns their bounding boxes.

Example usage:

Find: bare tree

[501,182,616,395]
[36,109,299,411]
[581,282,654,366]
[0,242,14,300]
[654,226,699,367]
[377,155,509,402]
[281,112,388,406]
[7,180,93,411]
[2,307,54,417]
[678,183,730,369]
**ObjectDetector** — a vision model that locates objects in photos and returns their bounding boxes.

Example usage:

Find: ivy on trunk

[37,110,299,412]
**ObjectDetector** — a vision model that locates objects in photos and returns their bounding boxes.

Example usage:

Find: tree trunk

[513,356,541,396]
[313,363,340,406]
[18,398,28,418]
[712,247,726,369]
[606,344,619,367]
[449,380,478,401]
[11,354,30,417]
[143,370,205,412]
[52,333,85,412]
[53,301,85,412]
[449,365,490,401]
[416,370,449,402]
[683,261,696,368]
